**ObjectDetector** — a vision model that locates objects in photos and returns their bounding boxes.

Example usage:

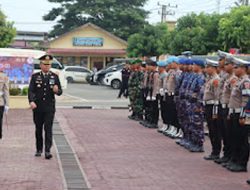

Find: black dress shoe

[35,151,42,157]
[246,179,250,185]
[214,156,229,164]
[228,164,247,172]
[128,115,135,120]
[204,154,219,161]
[149,124,158,129]
[45,152,53,159]
[222,160,234,168]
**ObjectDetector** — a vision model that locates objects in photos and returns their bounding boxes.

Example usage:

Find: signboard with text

[72,37,104,47]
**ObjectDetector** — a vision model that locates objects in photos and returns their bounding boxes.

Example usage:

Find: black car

[87,63,125,85]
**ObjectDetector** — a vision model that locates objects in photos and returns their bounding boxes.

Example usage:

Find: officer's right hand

[239,118,246,126]
[4,106,9,114]
[212,114,218,120]
[30,102,37,110]
[53,85,59,94]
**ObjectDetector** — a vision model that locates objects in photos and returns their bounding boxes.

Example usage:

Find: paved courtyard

[0,108,250,190]
[57,109,250,190]
[0,110,64,190]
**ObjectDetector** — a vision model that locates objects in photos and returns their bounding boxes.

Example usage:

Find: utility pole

[158,2,177,23]
[216,0,221,14]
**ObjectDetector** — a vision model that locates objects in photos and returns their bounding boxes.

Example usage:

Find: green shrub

[10,88,21,96]
[21,87,29,96]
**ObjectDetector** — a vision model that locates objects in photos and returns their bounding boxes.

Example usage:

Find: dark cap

[145,58,157,66]
[193,59,205,68]
[129,59,142,65]
[38,54,53,64]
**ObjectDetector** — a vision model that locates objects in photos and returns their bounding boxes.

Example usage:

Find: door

[91,57,104,70]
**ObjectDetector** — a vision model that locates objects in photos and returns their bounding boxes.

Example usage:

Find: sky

[0,0,236,32]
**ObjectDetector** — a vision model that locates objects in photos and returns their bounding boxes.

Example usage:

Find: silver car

[64,66,93,83]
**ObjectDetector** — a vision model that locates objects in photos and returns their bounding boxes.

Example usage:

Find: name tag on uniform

[49,79,55,85]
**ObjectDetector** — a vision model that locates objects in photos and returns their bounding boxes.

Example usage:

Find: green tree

[218,6,250,53]
[127,23,169,57]
[168,27,207,55]
[168,13,222,55]
[44,0,148,40]
[0,9,16,47]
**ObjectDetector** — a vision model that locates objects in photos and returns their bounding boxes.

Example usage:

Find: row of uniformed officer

[202,52,250,173]
[127,52,250,179]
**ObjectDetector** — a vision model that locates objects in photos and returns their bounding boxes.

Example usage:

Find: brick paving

[57,109,250,190]
[0,110,64,190]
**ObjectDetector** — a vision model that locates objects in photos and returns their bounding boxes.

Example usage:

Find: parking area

[57,83,129,108]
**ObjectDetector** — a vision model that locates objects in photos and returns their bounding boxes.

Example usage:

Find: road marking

[63,93,89,102]
[87,99,129,102]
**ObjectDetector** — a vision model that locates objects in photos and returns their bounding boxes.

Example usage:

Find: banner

[0,56,34,85]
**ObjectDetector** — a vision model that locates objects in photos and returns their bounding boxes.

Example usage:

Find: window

[80,57,87,67]
[34,64,41,70]
[79,68,90,73]
[65,67,77,72]
[67,57,76,66]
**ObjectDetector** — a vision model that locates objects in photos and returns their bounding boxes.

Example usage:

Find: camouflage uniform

[189,72,205,151]
[133,70,144,119]
[128,69,143,120]
[128,70,137,118]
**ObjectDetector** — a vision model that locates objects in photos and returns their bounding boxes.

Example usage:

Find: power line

[157,1,177,23]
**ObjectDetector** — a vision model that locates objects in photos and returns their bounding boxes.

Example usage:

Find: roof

[49,22,127,46]
[47,48,126,56]
[17,31,48,36]
[0,48,45,58]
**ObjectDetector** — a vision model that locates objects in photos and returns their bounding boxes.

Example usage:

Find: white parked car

[64,66,92,83]
[103,70,122,89]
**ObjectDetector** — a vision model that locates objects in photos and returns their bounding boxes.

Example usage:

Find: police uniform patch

[242,81,250,96]
[243,81,250,89]
[213,79,219,87]
[230,78,237,86]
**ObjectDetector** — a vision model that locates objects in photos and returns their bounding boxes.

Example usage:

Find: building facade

[47,23,128,70]
[10,31,48,49]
